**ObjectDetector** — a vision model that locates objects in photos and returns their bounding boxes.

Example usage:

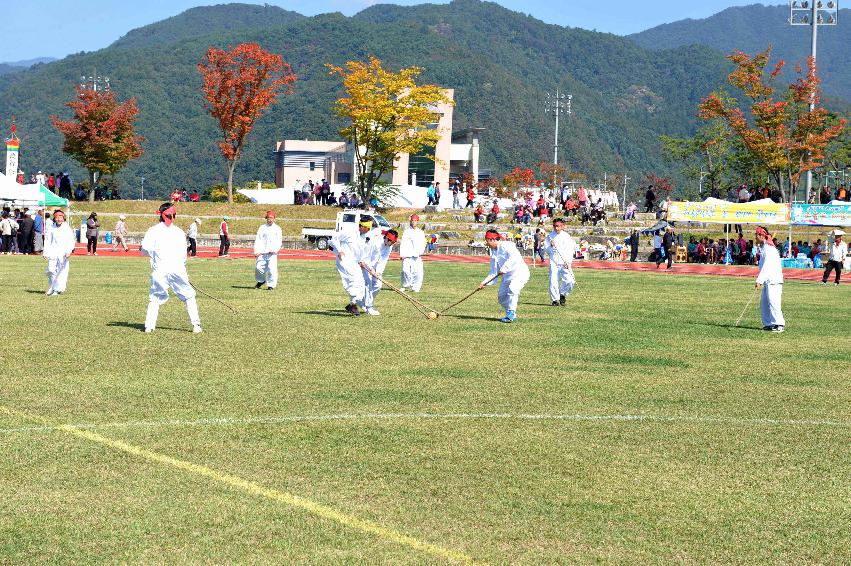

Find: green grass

[1,256,849,565]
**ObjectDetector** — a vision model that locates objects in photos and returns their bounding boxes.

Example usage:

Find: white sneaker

[192,325,203,334]
[365,307,380,316]
[45,290,55,296]
[144,327,154,333]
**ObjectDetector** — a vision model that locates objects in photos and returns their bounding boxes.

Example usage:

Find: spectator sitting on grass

[339,193,350,208]
[474,204,484,223]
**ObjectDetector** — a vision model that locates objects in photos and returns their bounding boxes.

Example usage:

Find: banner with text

[668,200,790,225]
[791,203,851,227]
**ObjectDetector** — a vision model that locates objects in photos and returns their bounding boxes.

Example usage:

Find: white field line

[1,411,849,435]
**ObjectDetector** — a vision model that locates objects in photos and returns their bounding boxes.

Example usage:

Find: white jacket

[141,222,188,272]
[43,222,75,259]
[330,230,361,267]
[253,222,283,255]
[756,244,783,285]
[484,241,529,285]
[399,227,426,258]
[544,231,576,265]
[828,240,848,262]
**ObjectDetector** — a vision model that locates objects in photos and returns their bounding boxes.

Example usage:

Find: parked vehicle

[302,209,392,250]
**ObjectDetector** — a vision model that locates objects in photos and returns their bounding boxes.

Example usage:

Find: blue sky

[3,1,783,62]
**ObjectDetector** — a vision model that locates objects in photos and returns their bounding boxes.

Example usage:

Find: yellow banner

[668,201,790,225]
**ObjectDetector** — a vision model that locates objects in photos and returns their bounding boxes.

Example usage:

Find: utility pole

[789,0,838,203]
[545,90,572,186]
[141,177,145,200]
[622,175,630,212]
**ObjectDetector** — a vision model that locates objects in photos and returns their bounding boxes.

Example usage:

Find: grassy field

[1,255,849,565]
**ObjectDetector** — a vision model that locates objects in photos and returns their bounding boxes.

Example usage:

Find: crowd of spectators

[0,206,46,255]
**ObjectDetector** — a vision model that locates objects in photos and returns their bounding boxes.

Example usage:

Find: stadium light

[789,0,838,202]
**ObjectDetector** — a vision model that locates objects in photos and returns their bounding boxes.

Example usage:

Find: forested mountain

[0,0,776,199]
[109,3,305,50]
[629,4,851,99]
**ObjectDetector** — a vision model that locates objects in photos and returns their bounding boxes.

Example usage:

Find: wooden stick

[363,265,435,318]
[440,273,500,314]
[734,286,759,327]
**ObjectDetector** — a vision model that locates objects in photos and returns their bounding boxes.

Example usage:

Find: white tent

[0,171,42,205]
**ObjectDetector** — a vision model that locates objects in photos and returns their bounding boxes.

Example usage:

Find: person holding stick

[359,229,399,316]
[480,229,530,323]
[543,218,576,306]
[331,220,368,315]
[754,226,784,333]
[253,210,283,290]
[43,209,75,296]
[140,202,202,334]
[400,214,426,293]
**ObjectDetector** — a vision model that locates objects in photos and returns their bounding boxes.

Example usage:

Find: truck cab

[302,209,392,250]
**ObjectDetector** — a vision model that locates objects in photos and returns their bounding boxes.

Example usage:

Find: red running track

[72,243,834,283]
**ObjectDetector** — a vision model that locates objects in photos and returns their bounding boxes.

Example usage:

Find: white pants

[497,271,530,312]
[401,257,423,291]
[548,261,575,301]
[46,257,70,293]
[760,283,785,328]
[255,253,278,288]
[337,259,365,304]
[145,268,200,329]
[361,268,382,308]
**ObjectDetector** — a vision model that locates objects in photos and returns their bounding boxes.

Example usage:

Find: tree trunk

[226,161,236,204]
[88,170,98,203]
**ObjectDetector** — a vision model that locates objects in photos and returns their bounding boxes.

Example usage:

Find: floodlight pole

[789,0,839,203]
[545,90,572,187]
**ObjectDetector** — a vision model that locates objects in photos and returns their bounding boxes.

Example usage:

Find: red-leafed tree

[699,47,846,202]
[198,43,296,203]
[641,173,675,198]
[51,86,143,202]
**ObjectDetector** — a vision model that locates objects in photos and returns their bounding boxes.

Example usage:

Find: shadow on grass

[692,321,762,331]
[296,310,354,318]
[230,285,258,289]
[106,321,188,332]
[24,289,46,294]
[442,314,499,322]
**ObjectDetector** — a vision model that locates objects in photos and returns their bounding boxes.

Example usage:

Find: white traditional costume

[544,228,576,304]
[140,209,201,333]
[43,215,75,295]
[755,230,784,331]
[360,230,396,315]
[254,217,283,289]
[483,239,530,322]
[331,229,365,309]
[400,218,426,292]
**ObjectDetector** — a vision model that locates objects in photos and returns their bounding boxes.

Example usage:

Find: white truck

[302,209,392,250]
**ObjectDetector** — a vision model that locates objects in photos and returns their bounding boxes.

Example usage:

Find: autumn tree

[641,173,675,199]
[51,86,143,203]
[536,161,566,189]
[699,48,846,202]
[199,43,296,203]
[327,56,453,204]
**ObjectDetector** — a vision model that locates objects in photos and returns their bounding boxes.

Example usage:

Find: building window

[309,161,315,171]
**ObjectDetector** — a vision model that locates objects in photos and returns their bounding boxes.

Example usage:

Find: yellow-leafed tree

[327,56,453,204]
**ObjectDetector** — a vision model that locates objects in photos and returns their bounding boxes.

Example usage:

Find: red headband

[755,226,769,238]
[265,210,276,219]
[382,230,398,243]
[485,230,501,240]
[410,214,419,221]
[160,205,176,217]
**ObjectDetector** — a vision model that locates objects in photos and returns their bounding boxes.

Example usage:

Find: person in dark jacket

[86,212,100,255]
[656,226,675,269]
[17,211,34,254]
[628,229,640,262]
